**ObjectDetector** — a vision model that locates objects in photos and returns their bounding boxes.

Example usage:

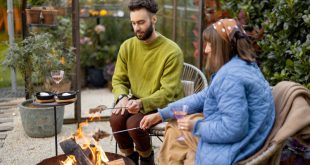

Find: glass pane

[157,0,199,65]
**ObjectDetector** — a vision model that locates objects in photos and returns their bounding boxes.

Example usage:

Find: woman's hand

[177,117,197,132]
[140,112,162,130]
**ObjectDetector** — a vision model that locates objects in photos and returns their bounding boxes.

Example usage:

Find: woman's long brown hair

[203,25,256,79]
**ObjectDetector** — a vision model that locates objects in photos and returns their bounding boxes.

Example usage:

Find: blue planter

[86,67,107,87]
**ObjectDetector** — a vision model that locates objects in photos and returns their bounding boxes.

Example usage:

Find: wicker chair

[149,62,208,141]
[236,81,310,165]
[115,63,208,153]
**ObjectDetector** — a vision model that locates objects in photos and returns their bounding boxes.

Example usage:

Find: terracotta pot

[55,7,66,16]
[42,9,58,25]
[25,9,42,25]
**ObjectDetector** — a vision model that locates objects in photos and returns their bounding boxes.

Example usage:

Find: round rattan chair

[149,62,208,141]
[115,63,208,153]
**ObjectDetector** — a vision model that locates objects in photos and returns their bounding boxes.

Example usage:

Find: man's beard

[135,23,154,40]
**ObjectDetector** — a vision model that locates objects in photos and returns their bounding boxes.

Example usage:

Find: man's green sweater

[112,33,184,114]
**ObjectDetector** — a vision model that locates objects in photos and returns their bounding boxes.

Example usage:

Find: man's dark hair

[128,0,158,14]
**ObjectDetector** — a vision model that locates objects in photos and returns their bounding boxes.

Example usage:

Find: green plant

[81,45,117,68]
[258,0,310,88]
[221,0,272,29]
[2,32,75,98]
[80,17,131,68]
[0,44,24,87]
[27,0,47,6]
[221,0,310,88]
[0,0,21,7]
[45,16,72,48]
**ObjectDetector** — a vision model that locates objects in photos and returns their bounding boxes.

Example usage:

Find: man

[109,0,184,164]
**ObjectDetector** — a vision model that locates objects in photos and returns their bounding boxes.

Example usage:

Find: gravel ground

[0,88,162,165]
[0,112,119,165]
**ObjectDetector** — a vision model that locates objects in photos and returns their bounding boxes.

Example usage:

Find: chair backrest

[181,63,208,95]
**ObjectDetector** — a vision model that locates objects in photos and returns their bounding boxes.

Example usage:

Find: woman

[140,19,276,165]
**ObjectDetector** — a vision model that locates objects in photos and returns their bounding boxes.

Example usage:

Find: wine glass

[51,70,64,94]
[51,70,64,84]
[172,105,188,141]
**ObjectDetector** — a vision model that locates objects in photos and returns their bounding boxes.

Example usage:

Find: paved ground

[0,87,25,99]
[0,87,162,165]
[0,99,18,149]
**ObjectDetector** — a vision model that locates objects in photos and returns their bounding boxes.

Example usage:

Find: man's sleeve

[112,45,130,101]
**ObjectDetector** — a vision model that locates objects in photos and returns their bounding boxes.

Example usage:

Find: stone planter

[19,99,64,138]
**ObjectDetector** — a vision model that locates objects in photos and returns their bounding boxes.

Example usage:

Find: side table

[32,100,76,156]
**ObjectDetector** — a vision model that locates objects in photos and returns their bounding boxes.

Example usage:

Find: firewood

[60,138,93,165]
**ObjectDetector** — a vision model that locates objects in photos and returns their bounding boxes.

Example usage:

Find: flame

[60,155,76,165]
[76,121,88,139]
[89,144,109,164]
[61,119,109,165]
[85,111,102,122]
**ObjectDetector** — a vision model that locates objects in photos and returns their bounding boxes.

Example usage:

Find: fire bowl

[37,152,134,165]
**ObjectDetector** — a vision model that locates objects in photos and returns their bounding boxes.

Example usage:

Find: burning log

[60,138,93,165]
[57,119,128,165]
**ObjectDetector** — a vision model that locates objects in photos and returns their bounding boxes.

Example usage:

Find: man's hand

[126,99,142,114]
[112,97,129,115]
[140,113,162,130]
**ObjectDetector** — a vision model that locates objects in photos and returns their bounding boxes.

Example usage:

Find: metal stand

[54,106,58,156]
[32,100,76,156]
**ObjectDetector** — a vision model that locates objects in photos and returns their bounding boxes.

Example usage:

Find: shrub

[222,0,310,88]
[2,32,75,97]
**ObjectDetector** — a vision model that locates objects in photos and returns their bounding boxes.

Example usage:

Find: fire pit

[37,152,134,165]
[36,114,135,165]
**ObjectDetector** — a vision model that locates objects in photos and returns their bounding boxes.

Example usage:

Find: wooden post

[21,0,27,39]
[72,0,81,124]
[198,0,205,70]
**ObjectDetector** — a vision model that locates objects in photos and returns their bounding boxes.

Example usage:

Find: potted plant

[25,0,47,25]
[41,6,58,25]
[3,32,74,97]
[80,18,131,88]
[26,0,59,25]
[2,32,74,137]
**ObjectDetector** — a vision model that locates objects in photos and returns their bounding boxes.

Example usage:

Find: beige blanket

[237,81,310,165]
[157,113,203,165]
